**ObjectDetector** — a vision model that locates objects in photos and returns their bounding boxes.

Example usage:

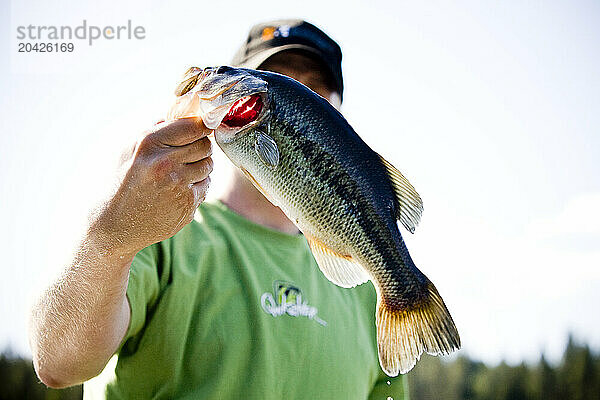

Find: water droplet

[387,397,394,400]
[386,380,391,385]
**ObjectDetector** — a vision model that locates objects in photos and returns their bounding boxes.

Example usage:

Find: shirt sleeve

[368,372,409,400]
[121,240,171,346]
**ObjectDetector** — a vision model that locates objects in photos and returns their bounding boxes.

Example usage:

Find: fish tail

[375,281,460,376]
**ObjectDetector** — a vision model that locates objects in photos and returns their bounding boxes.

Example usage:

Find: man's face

[258,51,341,109]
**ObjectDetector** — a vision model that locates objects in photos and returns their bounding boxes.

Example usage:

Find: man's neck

[219,170,300,235]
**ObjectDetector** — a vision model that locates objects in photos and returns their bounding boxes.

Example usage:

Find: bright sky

[1,0,599,366]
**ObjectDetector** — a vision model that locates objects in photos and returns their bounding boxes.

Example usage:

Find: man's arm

[29,118,213,388]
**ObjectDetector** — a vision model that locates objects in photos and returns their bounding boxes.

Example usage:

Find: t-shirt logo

[260,280,327,326]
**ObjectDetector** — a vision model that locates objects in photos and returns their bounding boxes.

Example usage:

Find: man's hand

[93,117,213,258]
[29,117,212,388]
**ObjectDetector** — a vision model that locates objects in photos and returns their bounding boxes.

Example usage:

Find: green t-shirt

[84,201,408,399]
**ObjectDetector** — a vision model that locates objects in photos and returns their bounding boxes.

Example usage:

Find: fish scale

[169,66,460,376]
[261,79,421,299]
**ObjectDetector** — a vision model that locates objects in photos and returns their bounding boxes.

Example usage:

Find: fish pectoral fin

[254,131,280,168]
[377,154,424,234]
[306,236,370,288]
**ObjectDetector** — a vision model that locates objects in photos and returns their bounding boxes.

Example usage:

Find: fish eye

[222,94,264,127]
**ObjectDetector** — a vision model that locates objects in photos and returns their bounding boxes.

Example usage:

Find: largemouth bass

[168,66,460,376]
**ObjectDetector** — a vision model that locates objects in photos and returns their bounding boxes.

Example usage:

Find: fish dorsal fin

[306,236,370,288]
[377,154,423,234]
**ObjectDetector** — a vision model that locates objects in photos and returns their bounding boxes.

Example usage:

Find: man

[29,20,408,399]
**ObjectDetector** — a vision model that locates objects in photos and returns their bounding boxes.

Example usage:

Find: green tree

[534,354,558,400]
[560,335,600,400]
[408,336,600,400]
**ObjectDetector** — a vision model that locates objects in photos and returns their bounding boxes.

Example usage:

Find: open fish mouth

[168,66,268,130]
[220,93,265,128]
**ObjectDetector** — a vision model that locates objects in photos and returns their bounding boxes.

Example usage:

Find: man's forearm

[29,118,212,388]
[29,233,134,388]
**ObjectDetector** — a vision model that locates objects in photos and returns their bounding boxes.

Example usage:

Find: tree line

[407,336,600,400]
[0,336,598,399]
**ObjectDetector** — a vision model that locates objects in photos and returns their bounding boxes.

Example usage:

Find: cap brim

[232,43,342,101]
[232,44,322,69]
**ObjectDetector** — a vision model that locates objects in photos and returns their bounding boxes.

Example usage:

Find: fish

[168,66,461,376]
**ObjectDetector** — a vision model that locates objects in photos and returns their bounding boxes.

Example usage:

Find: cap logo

[261,25,290,41]
[276,25,290,37]
[261,27,276,40]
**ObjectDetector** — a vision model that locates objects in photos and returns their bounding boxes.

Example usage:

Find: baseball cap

[231,19,344,101]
